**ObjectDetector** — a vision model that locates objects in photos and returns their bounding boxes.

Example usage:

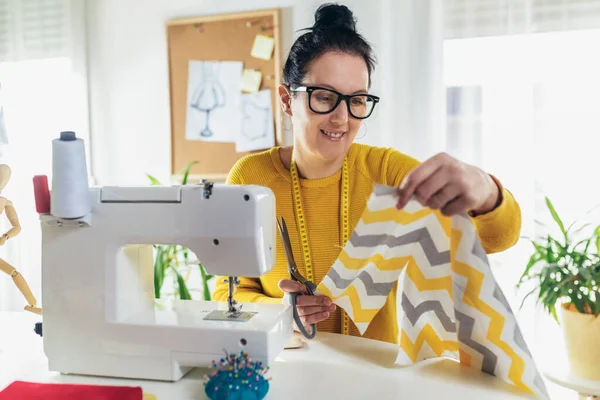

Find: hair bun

[313,3,356,32]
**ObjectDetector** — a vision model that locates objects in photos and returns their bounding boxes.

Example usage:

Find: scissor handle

[290,292,316,339]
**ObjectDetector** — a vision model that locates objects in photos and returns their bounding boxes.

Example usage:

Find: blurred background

[1,1,600,398]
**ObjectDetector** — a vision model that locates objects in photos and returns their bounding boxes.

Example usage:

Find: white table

[538,339,600,400]
[0,311,541,399]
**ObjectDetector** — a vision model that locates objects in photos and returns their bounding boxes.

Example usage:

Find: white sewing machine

[38,181,293,381]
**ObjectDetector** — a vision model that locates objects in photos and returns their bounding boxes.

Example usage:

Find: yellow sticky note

[143,394,157,400]
[241,69,262,93]
[251,34,274,60]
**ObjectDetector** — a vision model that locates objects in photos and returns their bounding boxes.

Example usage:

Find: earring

[356,122,368,139]
[281,115,293,132]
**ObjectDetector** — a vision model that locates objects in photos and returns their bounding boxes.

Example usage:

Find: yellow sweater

[212,143,521,344]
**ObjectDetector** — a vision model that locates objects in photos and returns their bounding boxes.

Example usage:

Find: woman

[213,3,521,344]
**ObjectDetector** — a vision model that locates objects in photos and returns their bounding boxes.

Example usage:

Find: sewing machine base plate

[203,310,258,322]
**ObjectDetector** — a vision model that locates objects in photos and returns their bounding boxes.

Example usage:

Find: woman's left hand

[395,152,500,216]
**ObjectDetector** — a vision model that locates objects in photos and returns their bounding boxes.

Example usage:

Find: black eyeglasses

[289,84,380,119]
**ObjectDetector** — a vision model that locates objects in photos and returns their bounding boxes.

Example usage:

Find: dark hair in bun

[313,3,356,32]
[283,3,376,88]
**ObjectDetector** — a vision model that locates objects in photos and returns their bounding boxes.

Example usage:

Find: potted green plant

[147,161,214,301]
[517,197,600,380]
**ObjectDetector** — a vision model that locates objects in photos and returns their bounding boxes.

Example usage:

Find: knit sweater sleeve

[211,157,283,305]
[382,148,521,254]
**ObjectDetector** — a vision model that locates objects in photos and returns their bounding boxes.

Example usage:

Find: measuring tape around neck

[290,154,351,335]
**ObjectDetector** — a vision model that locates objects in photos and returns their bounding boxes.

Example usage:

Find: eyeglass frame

[288,84,380,120]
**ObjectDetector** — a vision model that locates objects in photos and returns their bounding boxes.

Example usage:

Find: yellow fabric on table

[316,184,548,399]
[212,143,522,344]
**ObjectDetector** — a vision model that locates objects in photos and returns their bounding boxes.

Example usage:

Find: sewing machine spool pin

[201,179,213,199]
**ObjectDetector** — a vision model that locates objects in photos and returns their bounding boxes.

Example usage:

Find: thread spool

[50,131,91,219]
[33,175,50,214]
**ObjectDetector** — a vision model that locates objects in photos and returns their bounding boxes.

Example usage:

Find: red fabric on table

[0,381,143,400]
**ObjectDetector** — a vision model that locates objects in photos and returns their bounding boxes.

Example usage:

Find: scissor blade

[280,216,290,237]
[276,217,297,270]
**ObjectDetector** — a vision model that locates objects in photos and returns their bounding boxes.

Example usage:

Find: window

[444,28,600,390]
[445,30,600,255]
[0,0,88,312]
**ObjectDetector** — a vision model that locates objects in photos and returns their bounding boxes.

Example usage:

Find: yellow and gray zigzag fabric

[316,185,549,399]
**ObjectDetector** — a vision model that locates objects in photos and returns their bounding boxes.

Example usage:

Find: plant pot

[560,302,600,381]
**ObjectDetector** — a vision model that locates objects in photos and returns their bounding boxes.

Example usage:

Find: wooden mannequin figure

[0,164,42,315]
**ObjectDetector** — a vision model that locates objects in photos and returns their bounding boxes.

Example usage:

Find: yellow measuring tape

[290,155,351,335]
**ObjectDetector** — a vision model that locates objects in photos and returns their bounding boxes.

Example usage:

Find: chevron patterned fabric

[316,185,549,399]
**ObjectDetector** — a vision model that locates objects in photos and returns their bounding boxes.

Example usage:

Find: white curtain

[0,84,7,152]
[0,0,89,312]
[365,0,446,160]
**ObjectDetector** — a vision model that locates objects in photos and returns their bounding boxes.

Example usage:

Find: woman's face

[280,51,370,163]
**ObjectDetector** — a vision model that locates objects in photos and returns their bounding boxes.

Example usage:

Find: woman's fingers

[278,279,307,294]
[427,183,462,210]
[295,293,331,306]
[278,278,336,328]
[396,155,445,209]
[300,311,331,325]
[441,195,470,216]
[296,304,336,317]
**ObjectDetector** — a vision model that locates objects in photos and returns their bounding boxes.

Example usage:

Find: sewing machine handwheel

[290,293,316,340]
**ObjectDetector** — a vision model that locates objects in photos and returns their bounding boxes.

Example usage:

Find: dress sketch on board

[242,97,270,141]
[189,62,226,138]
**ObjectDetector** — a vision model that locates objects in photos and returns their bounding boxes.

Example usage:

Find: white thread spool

[51,131,91,219]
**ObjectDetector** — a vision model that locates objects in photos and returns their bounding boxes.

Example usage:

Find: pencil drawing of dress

[189,62,226,138]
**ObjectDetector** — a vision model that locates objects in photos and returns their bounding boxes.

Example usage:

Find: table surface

[0,312,546,399]
[538,343,600,396]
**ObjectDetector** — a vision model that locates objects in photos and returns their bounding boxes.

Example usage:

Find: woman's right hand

[278,279,336,331]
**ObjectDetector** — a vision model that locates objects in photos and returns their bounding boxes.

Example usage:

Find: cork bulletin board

[166,9,282,181]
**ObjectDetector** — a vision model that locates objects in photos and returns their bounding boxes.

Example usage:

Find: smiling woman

[212,3,523,344]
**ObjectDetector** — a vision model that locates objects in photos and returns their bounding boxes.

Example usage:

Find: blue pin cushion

[204,350,270,400]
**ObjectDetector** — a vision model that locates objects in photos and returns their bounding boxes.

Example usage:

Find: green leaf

[517,252,543,286]
[202,279,211,301]
[519,198,600,322]
[172,267,192,300]
[154,246,166,298]
[579,267,593,281]
[573,238,592,252]
[179,161,199,185]
[550,304,559,324]
[197,264,213,301]
[545,236,554,263]
[546,197,567,240]
[528,239,547,259]
[518,285,540,309]
[147,174,161,186]
[571,295,586,314]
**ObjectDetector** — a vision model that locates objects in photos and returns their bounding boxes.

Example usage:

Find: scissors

[276,216,317,339]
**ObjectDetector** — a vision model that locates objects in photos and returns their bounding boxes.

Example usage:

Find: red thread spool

[33,175,50,214]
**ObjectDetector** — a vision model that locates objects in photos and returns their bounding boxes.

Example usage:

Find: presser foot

[203,276,258,322]
[203,309,257,322]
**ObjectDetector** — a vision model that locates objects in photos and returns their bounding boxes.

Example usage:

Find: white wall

[86,0,444,185]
